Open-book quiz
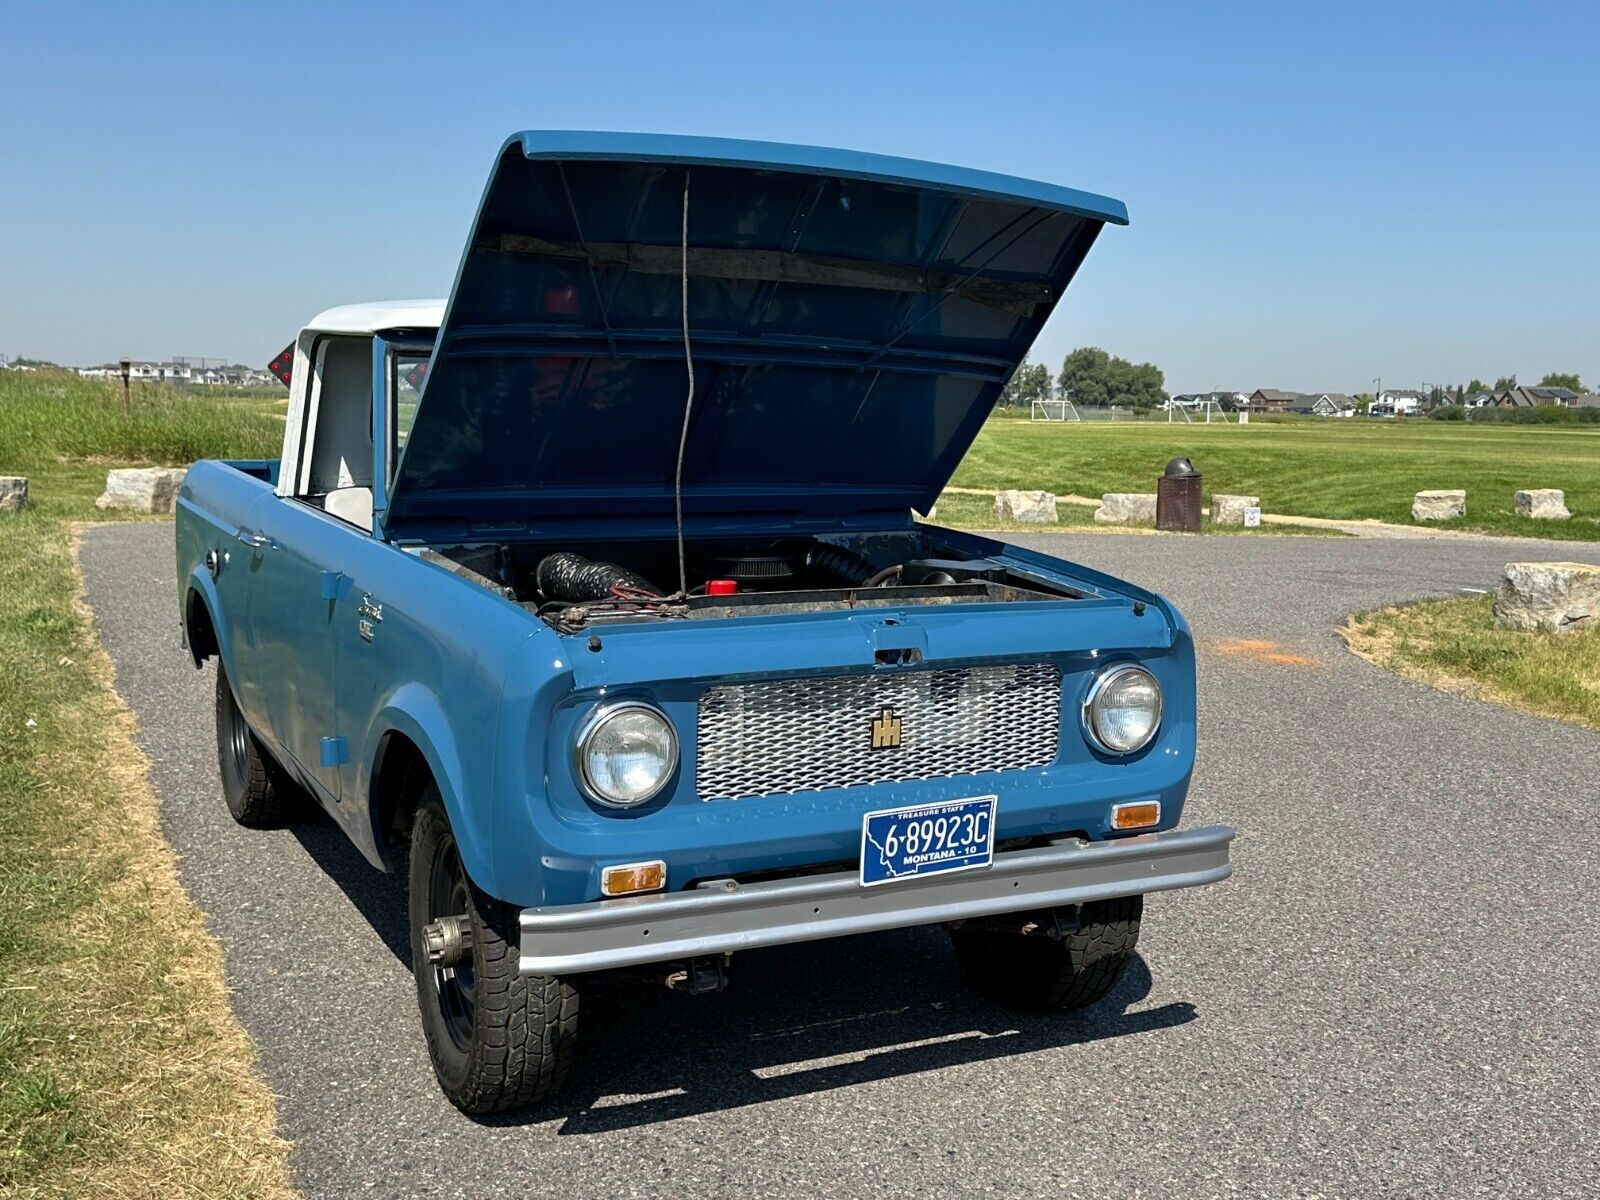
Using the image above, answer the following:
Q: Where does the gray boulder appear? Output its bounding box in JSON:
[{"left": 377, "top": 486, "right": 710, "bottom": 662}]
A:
[
  {"left": 992, "top": 490, "right": 1058, "bottom": 524},
  {"left": 1492, "top": 561, "right": 1600, "bottom": 634},
  {"left": 1209, "top": 494, "right": 1260, "bottom": 526},
  {"left": 96, "top": 467, "right": 188, "bottom": 514},
  {"left": 1514, "top": 489, "right": 1570, "bottom": 520},
  {"left": 1412, "top": 489, "right": 1465, "bottom": 521},
  {"left": 0, "top": 476, "right": 27, "bottom": 513},
  {"left": 1093, "top": 493, "right": 1158, "bottom": 524}
]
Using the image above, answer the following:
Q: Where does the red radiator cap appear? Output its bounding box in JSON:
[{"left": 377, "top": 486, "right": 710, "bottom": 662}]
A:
[{"left": 706, "top": 579, "right": 738, "bottom": 596}]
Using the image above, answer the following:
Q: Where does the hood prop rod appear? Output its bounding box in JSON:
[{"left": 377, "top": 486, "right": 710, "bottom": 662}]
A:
[{"left": 672, "top": 169, "right": 694, "bottom": 601}]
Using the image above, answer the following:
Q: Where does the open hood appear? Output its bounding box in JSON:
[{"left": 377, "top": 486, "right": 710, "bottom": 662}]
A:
[{"left": 385, "top": 131, "right": 1126, "bottom": 535}]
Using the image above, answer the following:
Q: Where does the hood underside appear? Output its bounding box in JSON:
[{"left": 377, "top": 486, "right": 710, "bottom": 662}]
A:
[{"left": 385, "top": 131, "right": 1126, "bottom": 533}]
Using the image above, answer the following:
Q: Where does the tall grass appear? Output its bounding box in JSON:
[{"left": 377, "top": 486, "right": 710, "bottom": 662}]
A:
[
  {"left": 0, "top": 369, "right": 283, "bottom": 470},
  {"left": 0, "top": 368, "right": 294, "bottom": 1196}
]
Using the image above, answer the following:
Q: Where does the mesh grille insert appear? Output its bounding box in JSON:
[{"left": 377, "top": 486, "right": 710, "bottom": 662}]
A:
[{"left": 696, "top": 662, "right": 1061, "bottom": 801}]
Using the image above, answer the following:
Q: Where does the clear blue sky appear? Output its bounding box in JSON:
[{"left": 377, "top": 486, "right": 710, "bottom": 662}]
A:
[{"left": 2, "top": 1, "right": 1595, "bottom": 394}]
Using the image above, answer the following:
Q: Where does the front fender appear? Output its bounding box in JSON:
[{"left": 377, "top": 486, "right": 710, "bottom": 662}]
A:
[{"left": 363, "top": 684, "right": 494, "bottom": 894}]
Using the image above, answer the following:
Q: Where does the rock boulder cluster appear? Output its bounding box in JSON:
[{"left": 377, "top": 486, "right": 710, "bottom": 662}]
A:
[
  {"left": 1093, "top": 493, "right": 1157, "bottom": 525},
  {"left": 1493, "top": 562, "right": 1600, "bottom": 634},
  {"left": 1513, "top": 489, "right": 1570, "bottom": 520},
  {"left": 0, "top": 476, "right": 27, "bottom": 513},
  {"left": 96, "top": 467, "right": 189, "bottom": 515},
  {"left": 992, "top": 490, "right": 1058, "bottom": 524},
  {"left": 1209, "top": 494, "right": 1260, "bottom": 526}
]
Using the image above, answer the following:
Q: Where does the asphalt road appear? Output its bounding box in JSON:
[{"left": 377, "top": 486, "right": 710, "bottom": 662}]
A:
[{"left": 81, "top": 524, "right": 1600, "bottom": 1199}]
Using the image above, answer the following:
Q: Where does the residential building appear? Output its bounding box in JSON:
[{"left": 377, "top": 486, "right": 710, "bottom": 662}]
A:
[
  {"left": 1248, "top": 388, "right": 1299, "bottom": 413},
  {"left": 1288, "top": 392, "right": 1356, "bottom": 417},
  {"left": 1372, "top": 389, "right": 1424, "bottom": 416},
  {"left": 1497, "top": 385, "right": 1580, "bottom": 408}
]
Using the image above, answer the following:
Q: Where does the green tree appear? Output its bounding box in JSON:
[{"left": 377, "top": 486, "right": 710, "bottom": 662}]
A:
[
  {"left": 1467, "top": 378, "right": 1487, "bottom": 395},
  {"left": 1057, "top": 346, "right": 1167, "bottom": 410},
  {"left": 999, "top": 358, "right": 1053, "bottom": 408},
  {"left": 1537, "top": 371, "right": 1583, "bottom": 392},
  {"left": 1492, "top": 375, "right": 1517, "bottom": 393}
]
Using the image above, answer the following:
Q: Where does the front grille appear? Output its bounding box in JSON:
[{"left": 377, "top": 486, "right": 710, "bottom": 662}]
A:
[{"left": 695, "top": 662, "right": 1061, "bottom": 801}]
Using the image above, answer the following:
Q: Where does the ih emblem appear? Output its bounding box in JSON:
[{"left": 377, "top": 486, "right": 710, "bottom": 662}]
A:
[{"left": 870, "top": 705, "right": 903, "bottom": 750}]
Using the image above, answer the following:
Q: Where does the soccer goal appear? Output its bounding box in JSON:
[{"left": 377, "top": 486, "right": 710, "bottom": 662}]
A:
[{"left": 1030, "top": 398, "right": 1080, "bottom": 422}]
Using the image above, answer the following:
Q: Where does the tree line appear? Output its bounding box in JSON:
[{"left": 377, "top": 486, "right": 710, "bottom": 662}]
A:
[
  {"left": 1000, "top": 355, "right": 1584, "bottom": 412},
  {"left": 999, "top": 347, "right": 1167, "bottom": 410}
]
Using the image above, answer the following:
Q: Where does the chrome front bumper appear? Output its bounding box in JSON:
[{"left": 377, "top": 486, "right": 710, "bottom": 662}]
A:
[{"left": 518, "top": 824, "right": 1234, "bottom": 976}]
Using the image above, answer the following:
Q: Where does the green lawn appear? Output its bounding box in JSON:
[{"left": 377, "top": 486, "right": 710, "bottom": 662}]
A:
[
  {"left": 953, "top": 416, "right": 1600, "bottom": 539},
  {"left": 0, "top": 370, "right": 294, "bottom": 1197},
  {"left": 1343, "top": 595, "right": 1600, "bottom": 730}
]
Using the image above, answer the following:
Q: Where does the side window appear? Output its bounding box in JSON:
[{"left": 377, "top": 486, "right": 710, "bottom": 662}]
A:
[
  {"left": 301, "top": 336, "right": 375, "bottom": 530},
  {"left": 390, "top": 351, "right": 429, "bottom": 475}
]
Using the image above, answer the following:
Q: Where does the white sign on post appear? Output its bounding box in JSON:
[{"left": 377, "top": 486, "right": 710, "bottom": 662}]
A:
[
  {"left": 1243, "top": 506, "right": 1262, "bottom": 528},
  {"left": 1238, "top": 411, "right": 1250, "bottom": 425}
]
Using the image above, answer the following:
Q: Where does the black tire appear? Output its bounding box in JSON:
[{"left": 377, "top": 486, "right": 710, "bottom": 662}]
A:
[
  {"left": 409, "top": 792, "right": 580, "bottom": 1114},
  {"left": 214, "top": 662, "right": 304, "bottom": 828},
  {"left": 949, "top": 895, "right": 1143, "bottom": 1012}
]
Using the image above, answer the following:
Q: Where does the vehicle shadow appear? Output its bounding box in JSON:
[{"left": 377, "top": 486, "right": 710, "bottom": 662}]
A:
[{"left": 291, "top": 811, "right": 1196, "bottom": 1134}]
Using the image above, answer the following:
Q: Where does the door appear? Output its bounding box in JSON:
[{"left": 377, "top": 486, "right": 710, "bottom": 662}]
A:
[
  {"left": 248, "top": 501, "right": 347, "bottom": 801},
  {"left": 248, "top": 334, "right": 378, "bottom": 800}
]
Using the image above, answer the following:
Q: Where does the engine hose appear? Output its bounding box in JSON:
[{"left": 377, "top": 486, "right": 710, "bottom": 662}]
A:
[
  {"left": 535, "top": 552, "right": 662, "bottom": 603},
  {"left": 807, "top": 544, "right": 876, "bottom": 587}
]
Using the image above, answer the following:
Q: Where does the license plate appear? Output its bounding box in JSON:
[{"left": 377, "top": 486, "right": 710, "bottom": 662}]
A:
[{"left": 860, "top": 795, "right": 996, "bottom": 887}]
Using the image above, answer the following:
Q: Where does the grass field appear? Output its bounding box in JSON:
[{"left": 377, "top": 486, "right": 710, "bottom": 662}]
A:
[
  {"left": 0, "top": 370, "right": 293, "bottom": 1197},
  {"left": 953, "top": 414, "right": 1600, "bottom": 539},
  {"left": 1343, "top": 595, "right": 1600, "bottom": 730}
]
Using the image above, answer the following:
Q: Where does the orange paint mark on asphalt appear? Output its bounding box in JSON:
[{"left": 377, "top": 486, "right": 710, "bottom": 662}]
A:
[{"left": 1207, "top": 637, "right": 1320, "bottom": 667}]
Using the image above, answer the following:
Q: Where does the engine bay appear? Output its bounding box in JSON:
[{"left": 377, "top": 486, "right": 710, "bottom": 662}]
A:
[{"left": 419, "top": 531, "right": 1089, "bottom": 632}]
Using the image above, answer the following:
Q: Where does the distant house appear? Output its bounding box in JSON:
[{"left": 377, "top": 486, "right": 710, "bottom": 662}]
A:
[
  {"left": 1571, "top": 393, "right": 1600, "bottom": 409},
  {"left": 193, "top": 364, "right": 276, "bottom": 387},
  {"left": 1289, "top": 392, "right": 1355, "bottom": 417},
  {"left": 1372, "top": 389, "right": 1424, "bottom": 417},
  {"left": 109, "top": 360, "right": 196, "bottom": 384},
  {"left": 1462, "top": 391, "right": 1495, "bottom": 408},
  {"left": 1249, "top": 388, "right": 1299, "bottom": 414},
  {"left": 1497, "top": 385, "right": 1580, "bottom": 408}
]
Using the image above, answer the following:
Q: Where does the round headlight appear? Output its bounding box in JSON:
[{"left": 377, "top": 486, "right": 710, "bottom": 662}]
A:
[
  {"left": 576, "top": 703, "right": 678, "bottom": 807},
  {"left": 1085, "top": 666, "right": 1163, "bottom": 754}
]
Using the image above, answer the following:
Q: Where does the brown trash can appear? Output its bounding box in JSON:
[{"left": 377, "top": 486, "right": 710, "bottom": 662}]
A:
[{"left": 1156, "top": 457, "right": 1203, "bottom": 532}]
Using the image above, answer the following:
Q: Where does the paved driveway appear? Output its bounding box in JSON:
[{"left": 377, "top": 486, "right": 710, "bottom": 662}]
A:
[{"left": 81, "top": 524, "right": 1599, "bottom": 1199}]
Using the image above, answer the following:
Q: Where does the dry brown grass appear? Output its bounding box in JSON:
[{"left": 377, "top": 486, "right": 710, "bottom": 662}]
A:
[
  {"left": 1341, "top": 594, "right": 1600, "bottom": 730},
  {"left": 0, "top": 514, "right": 295, "bottom": 1198}
]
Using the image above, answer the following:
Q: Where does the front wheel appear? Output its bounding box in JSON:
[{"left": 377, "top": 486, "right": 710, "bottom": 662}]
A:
[
  {"left": 949, "top": 895, "right": 1143, "bottom": 1012},
  {"left": 409, "top": 792, "right": 580, "bottom": 1114}
]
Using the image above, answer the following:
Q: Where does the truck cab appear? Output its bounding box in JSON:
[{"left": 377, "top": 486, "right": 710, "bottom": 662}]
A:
[{"left": 176, "top": 131, "right": 1233, "bottom": 1115}]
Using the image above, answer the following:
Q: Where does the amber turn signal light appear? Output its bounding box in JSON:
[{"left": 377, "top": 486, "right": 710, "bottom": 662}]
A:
[
  {"left": 601, "top": 860, "right": 667, "bottom": 897},
  {"left": 1111, "top": 801, "right": 1161, "bottom": 831}
]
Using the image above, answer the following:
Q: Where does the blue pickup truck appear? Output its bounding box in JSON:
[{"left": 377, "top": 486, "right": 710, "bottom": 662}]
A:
[{"left": 176, "top": 131, "right": 1233, "bottom": 1114}]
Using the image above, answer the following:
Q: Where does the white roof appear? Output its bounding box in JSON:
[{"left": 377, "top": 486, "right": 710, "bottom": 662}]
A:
[{"left": 304, "top": 299, "right": 445, "bottom": 335}]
